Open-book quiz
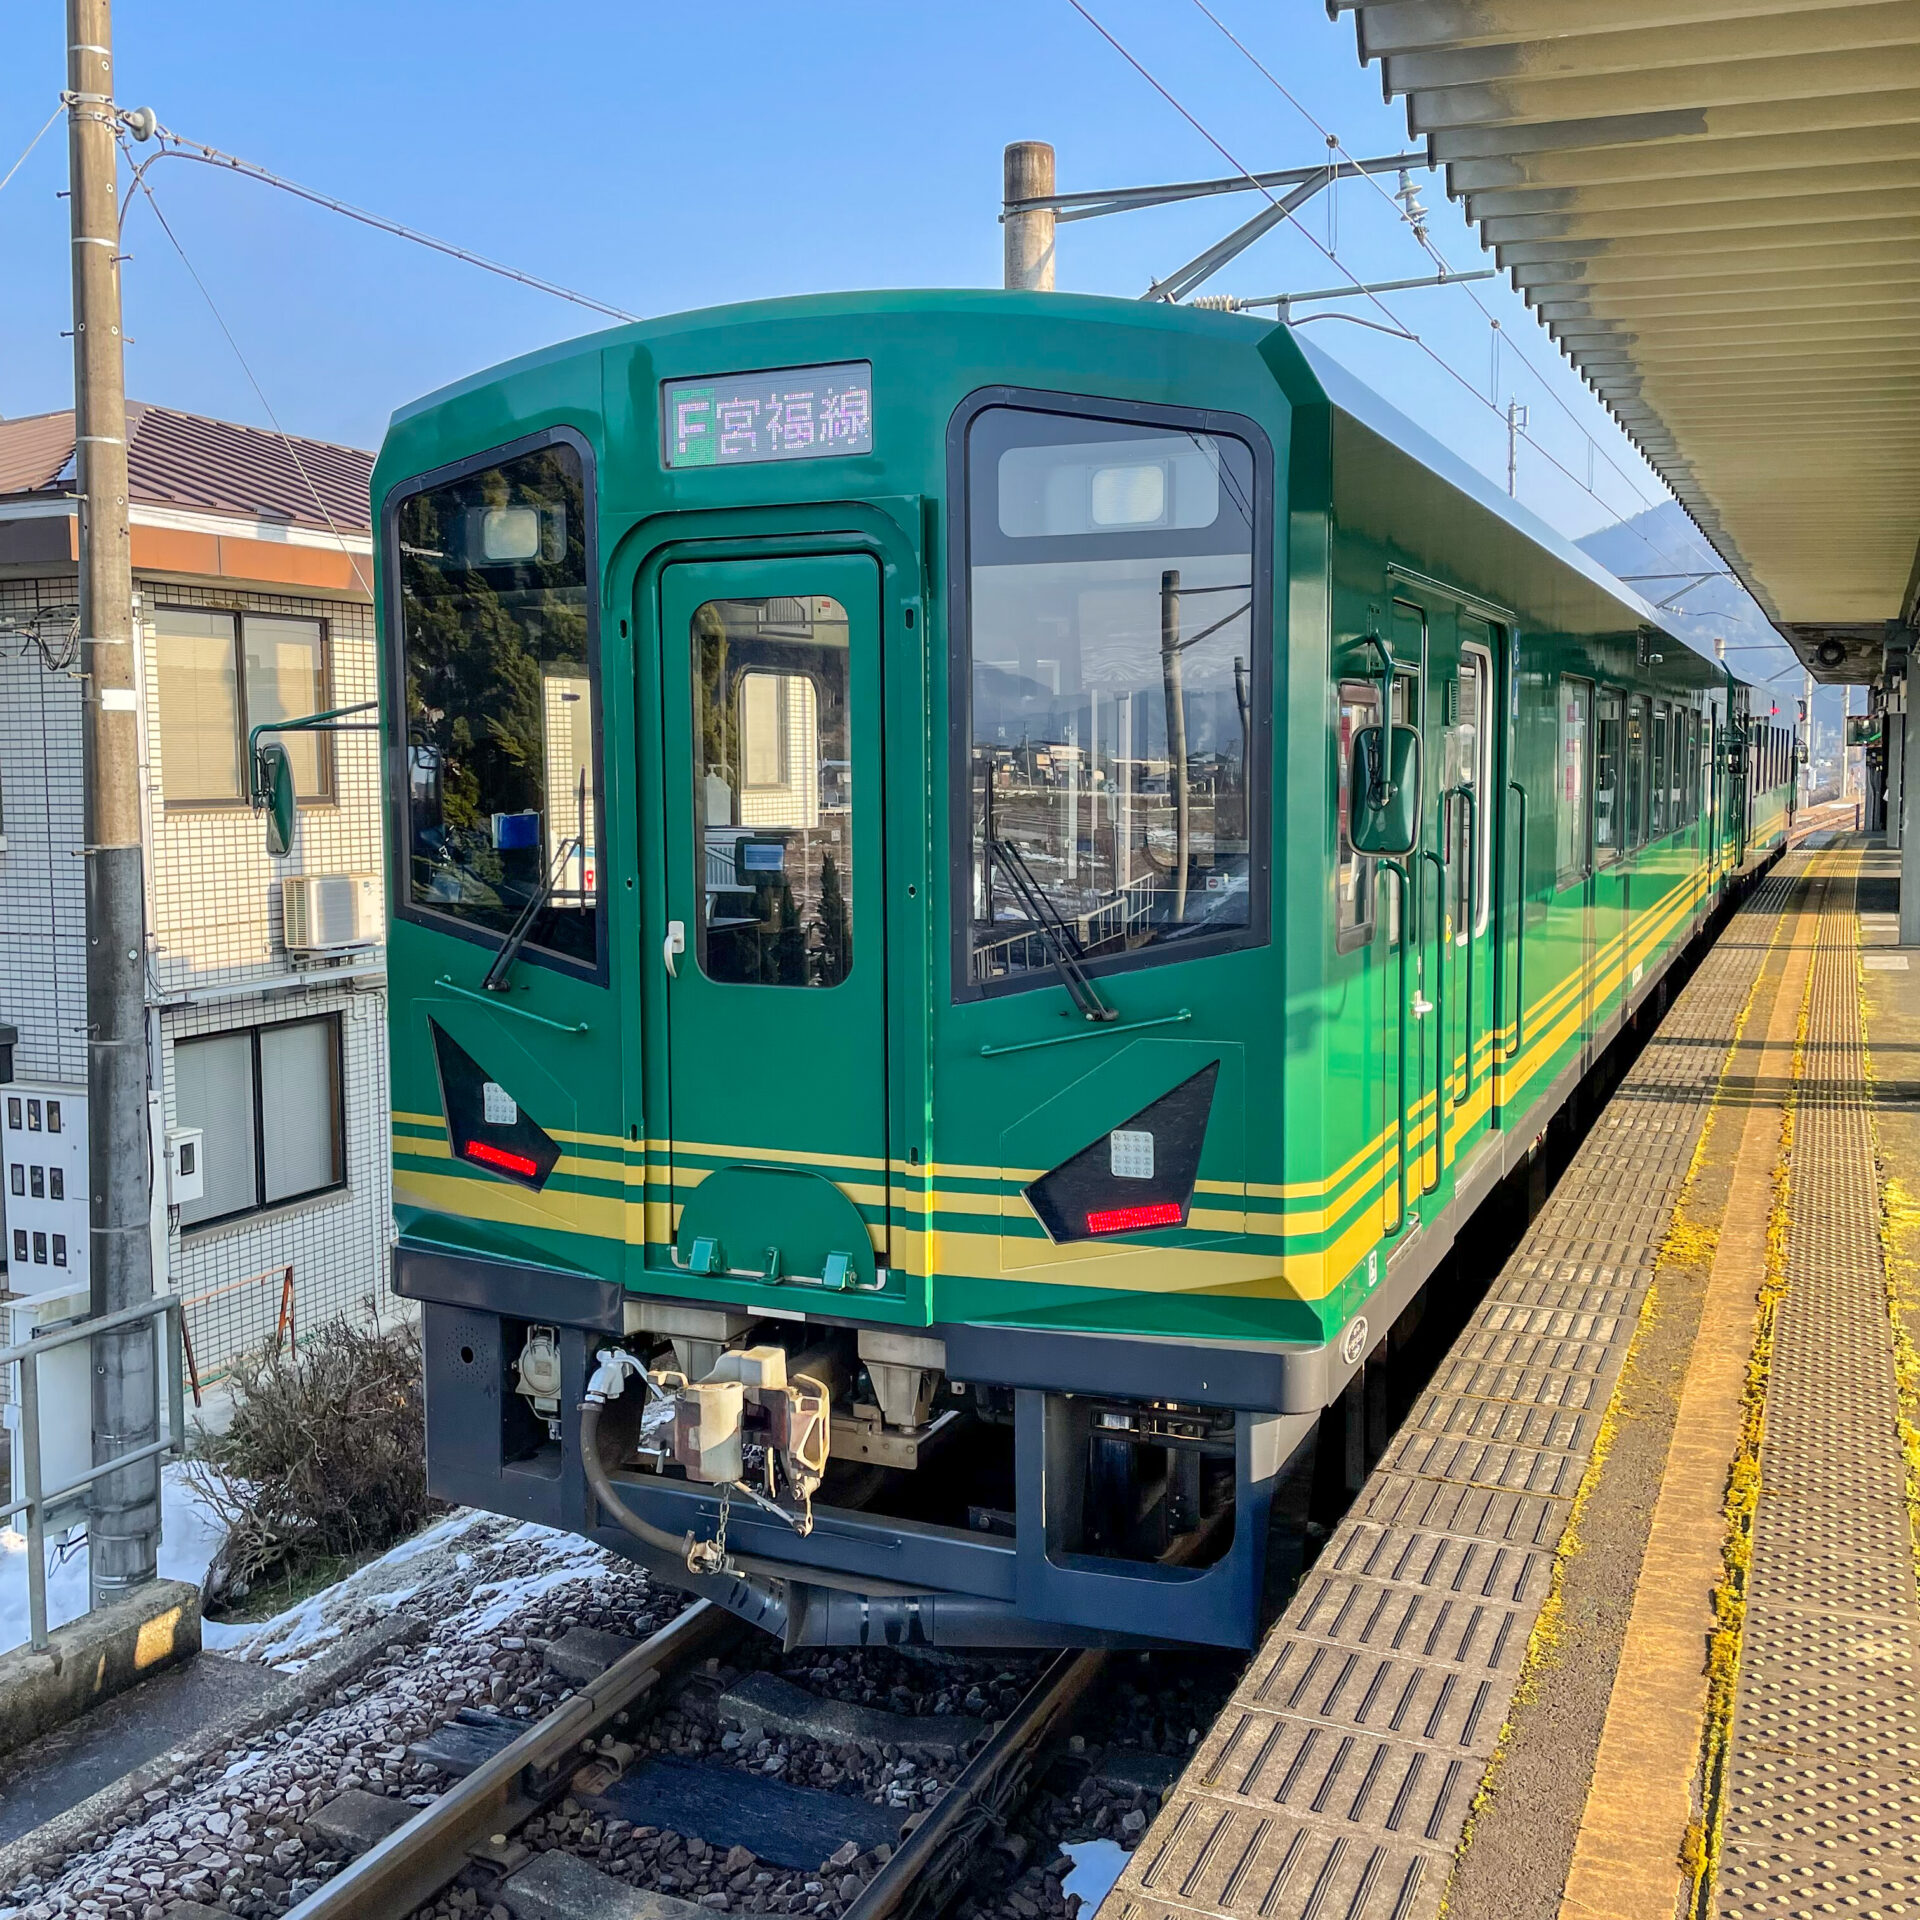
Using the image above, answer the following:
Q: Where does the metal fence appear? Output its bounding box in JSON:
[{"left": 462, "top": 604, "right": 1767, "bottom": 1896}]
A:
[
  {"left": 0, "top": 1294, "right": 186, "bottom": 1651},
  {"left": 178, "top": 1262, "right": 295, "bottom": 1405}
]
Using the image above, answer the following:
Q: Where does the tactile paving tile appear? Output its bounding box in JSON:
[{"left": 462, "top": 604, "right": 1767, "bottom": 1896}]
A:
[
  {"left": 1100, "top": 866, "right": 1803, "bottom": 1920},
  {"left": 1713, "top": 856, "right": 1920, "bottom": 1920}
]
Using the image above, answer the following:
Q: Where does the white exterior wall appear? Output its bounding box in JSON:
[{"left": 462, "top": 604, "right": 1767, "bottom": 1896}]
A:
[{"left": 0, "top": 570, "right": 394, "bottom": 1390}]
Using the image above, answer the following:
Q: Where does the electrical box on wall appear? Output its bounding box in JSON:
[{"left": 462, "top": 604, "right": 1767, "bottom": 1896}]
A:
[
  {"left": 281, "top": 874, "right": 380, "bottom": 951},
  {"left": 1, "top": 1085, "right": 88, "bottom": 1286},
  {"left": 3, "top": 1282, "right": 92, "bottom": 1527},
  {"left": 165, "top": 1127, "right": 205, "bottom": 1206}
]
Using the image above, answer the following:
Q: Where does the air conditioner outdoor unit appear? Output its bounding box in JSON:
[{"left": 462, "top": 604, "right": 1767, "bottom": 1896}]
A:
[{"left": 281, "top": 873, "right": 380, "bottom": 951}]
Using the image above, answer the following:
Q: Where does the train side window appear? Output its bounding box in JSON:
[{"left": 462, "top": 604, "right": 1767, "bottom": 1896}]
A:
[
  {"left": 389, "top": 431, "right": 601, "bottom": 974},
  {"left": 1651, "top": 703, "right": 1670, "bottom": 837},
  {"left": 1627, "top": 695, "right": 1650, "bottom": 845},
  {"left": 1593, "top": 688, "right": 1623, "bottom": 865},
  {"left": 1454, "top": 633, "right": 1495, "bottom": 934},
  {"left": 958, "top": 400, "right": 1266, "bottom": 996},
  {"left": 1335, "top": 682, "right": 1378, "bottom": 951},
  {"left": 1556, "top": 676, "right": 1594, "bottom": 885},
  {"left": 1677, "top": 712, "right": 1694, "bottom": 825}
]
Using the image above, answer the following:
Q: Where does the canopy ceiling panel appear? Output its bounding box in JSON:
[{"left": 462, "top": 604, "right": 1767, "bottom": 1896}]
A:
[{"left": 1338, "top": 0, "right": 1920, "bottom": 680}]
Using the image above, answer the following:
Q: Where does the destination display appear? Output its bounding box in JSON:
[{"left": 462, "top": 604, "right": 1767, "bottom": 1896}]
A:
[{"left": 662, "top": 362, "right": 873, "bottom": 468}]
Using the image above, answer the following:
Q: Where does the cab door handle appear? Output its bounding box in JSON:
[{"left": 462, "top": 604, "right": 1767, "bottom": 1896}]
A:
[{"left": 663, "top": 920, "right": 685, "bottom": 978}]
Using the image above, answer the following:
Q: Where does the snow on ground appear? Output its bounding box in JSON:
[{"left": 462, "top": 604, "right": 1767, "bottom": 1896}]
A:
[
  {"left": 1, "top": 1510, "right": 678, "bottom": 1919},
  {"left": 0, "top": 1463, "right": 227, "bottom": 1657},
  {"left": 200, "top": 1508, "right": 495, "bottom": 1665}
]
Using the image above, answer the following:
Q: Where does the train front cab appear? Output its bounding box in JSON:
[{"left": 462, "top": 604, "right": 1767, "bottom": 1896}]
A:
[{"left": 380, "top": 296, "right": 1760, "bottom": 1652}]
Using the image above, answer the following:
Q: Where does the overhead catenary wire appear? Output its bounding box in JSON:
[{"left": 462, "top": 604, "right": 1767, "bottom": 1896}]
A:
[
  {"left": 1182, "top": 0, "right": 1673, "bottom": 534},
  {"left": 123, "top": 114, "right": 640, "bottom": 325},
  {"left": 1061, "top": 0, "right": 1672, "bottom": 565},
  {"left": 118, "top": 137, "right": 374, "bottom": 599},
  {"left": 0, "top": 103, "right": 64, "bottom": 197}
]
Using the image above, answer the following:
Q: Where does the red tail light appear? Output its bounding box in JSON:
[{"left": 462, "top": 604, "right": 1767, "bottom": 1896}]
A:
[
  {"left": 461, "top": 1138, "right": 541, "bottom": 1179},
  {"left": 1085, "top": 1201, "right": 1183, "bottom": 1236}
]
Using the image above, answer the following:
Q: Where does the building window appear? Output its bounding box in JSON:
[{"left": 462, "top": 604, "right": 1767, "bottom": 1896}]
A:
[
  {"left": 391, "top": 433, "right": 600, "bottom": 972},
  {"left": 173, "top": 1014, "right": 344, "bottom": 1229},
  {"left": 154, "top": 607, "right": 331, "bottom": 804}
]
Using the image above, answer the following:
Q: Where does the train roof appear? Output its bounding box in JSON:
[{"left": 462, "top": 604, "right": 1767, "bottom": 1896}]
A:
[
  {"left": 388, "top": 288, "right": 1735, "bottom": 692},
  {"left": 1288, "top": 334, "right": 1671, "bottom": 638}
]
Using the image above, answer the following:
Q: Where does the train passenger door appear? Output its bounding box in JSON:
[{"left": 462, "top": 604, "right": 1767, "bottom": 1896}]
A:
[
  {"left": 654, "top": 554, "right": 895, "bottom": 1303},
  {"left": 1446, "top": 624, "right": 1499, "bottom": 1169},
  {"left": 1389, "top": 599, "right": 1449, "bottom": 1205},
  {"left": 1592, "top": 688, "right": 1627, "bottom": 1025}
]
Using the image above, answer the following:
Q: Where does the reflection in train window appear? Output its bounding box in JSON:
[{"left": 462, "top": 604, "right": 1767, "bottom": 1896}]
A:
[
  {"left": 963, "top": 405, "right": 1262, "bottom": 992},
  {"left": 691, "top": 596, "right": 853, "bottom": 989}
]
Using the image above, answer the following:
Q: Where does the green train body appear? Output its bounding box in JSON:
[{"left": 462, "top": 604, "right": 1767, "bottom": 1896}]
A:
[{"left": 377, "top": 291, "right": 1794, "bottom": 1648}]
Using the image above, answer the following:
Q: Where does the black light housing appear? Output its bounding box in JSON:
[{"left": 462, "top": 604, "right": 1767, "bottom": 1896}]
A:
[
  {"left": 430, "top": 1021, "right": 561, "bottom": 1190},
  {"left": 1023, "top": 1063, "right": 1219, "bottom": 1244}
]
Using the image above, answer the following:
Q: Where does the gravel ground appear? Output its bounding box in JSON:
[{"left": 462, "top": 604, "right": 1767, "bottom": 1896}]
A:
[
  {"left": 0, "top": 1515, "right": 679, "bottom": 1920},
  {"left": 0, "top": 1519, "right": 1250, "bottom": 1920},
  {"left": 948, "top": 1649, "right": 1249, "bottom": 1920}
]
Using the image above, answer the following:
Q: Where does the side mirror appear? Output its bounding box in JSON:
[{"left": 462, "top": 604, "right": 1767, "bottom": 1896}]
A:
[
  {"left": 1795, "top": 740, "right": 1809, "bottom": 766},
  {"left": 259, "top": 743, "right": 296, "bottom": 856},
  {"left": 1350, "top": 723, "right": 1422, "bottom": 855}
]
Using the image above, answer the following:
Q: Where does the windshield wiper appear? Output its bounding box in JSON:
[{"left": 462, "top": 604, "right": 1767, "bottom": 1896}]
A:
[
  {"left": 482, "top": 833, "right": 581, "bottom": 993},
  {"left": 991, "top": 838, "right": 1118, "bottom": 1023}
]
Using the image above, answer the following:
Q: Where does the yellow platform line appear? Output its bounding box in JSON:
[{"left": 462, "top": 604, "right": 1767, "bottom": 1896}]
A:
[{"left": 1551, "top": 859, "right": 1819, "bottom": 1920}]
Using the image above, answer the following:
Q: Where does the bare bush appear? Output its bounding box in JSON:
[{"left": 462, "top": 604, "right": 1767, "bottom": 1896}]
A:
[{"left": 188, "top": 1318, "right": 441, "bottom": 1604}]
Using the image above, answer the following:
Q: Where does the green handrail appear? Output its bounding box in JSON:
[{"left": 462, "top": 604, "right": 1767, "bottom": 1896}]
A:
[
  {"left": 1505, "top": 779, "right": 1528, "bottom": 1063},
  {"left": 1379, "top": 858, "right": 1413, "bottom": 1237},
  {"left": 434, "top": 975, "right": 589, "bottom": 1034},
  {"left": 1454, "top": 784, "right": 1478, "bottom": 1115},
  {"left": 1420, "top": 847, "right": 1447, "bottom": 1197}
]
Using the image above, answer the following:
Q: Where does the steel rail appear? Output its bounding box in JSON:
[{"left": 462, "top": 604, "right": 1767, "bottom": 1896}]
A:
[
  {"left": 287, "top": 1599, "right": 729, "bottom": 1920},
  {"left": 843, "top": 1648, "right": 1109, "bottom": 1920}
]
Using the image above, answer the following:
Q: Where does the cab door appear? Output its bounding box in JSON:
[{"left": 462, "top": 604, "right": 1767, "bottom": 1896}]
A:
[{"left": 654, "top": 554, "right": 895, "bottom": 1305}]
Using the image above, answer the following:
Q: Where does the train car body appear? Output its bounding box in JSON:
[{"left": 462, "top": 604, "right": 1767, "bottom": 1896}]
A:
[{"left": 376, "top": 292, "right": 1792, "bottom": 1649}]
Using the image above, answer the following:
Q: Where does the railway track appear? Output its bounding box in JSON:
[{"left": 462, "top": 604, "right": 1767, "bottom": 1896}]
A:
[
  {"left": 1789, "top": 797, "right": 1859, "bottom": 844},
  {"left": 286, "top": 1603, "right": 1112, "bottom": 1920},
  {"left": 276, "top": 831, "right": 1811, "bottom": 1920}
]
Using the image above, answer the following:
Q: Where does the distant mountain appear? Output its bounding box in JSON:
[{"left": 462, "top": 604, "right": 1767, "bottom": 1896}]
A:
[{"left": 1577, "top": 500, "right": 1800, "bottom": 712}]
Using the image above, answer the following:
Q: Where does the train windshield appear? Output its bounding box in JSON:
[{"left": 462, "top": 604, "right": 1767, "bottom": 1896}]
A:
[
  {"left": 392, "top": 438, "right": 599, "bottom": 969},
  {"left": 963, "top": 406, "right": 1258, "bottom": 992}
]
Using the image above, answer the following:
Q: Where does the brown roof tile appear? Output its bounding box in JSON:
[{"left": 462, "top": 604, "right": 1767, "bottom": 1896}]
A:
[{"left": 0, "top": 403, "right": 373, "bottom": 534}]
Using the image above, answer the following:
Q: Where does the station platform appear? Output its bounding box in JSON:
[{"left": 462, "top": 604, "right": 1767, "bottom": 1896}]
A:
[{"left": 1098, "top": 839, "right": 1920, "bottom": 1920}]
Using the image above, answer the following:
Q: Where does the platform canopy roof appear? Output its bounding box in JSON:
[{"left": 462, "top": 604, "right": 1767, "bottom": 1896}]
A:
[{"left": 1337, "top": 0, "right": 1920, "bottom": 683}]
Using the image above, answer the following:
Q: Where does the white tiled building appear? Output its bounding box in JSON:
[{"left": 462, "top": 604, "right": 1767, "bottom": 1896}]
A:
[{"left": 0, "top": 405, "right": 392, "bottom": 1392}]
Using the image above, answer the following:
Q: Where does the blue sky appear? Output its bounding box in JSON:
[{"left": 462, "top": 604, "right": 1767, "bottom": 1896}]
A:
[{"left": 0, "top": 1, "right": 1711, "bottom": 566}]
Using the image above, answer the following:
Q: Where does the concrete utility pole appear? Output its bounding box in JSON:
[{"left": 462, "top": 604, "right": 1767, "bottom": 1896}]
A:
[
  {"left": 68, "top": 0, "right": 159, "bottom": 1603},
  {"left": 1004, "top": 142, "right": 1056, "bottom": 292}
]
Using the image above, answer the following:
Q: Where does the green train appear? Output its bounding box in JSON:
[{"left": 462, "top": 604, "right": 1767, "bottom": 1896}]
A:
[{"left": 376, "top": 291, "right": 1795, "bottom": 1648}]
